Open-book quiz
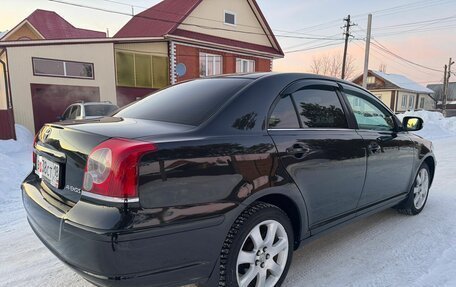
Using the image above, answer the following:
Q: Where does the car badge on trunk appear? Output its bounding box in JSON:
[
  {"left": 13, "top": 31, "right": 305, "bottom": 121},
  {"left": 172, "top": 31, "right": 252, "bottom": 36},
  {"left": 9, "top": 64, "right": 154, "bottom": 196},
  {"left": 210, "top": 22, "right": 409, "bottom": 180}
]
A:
[{"left": 43, "top": 127, "right": 52, "bottom": 141}]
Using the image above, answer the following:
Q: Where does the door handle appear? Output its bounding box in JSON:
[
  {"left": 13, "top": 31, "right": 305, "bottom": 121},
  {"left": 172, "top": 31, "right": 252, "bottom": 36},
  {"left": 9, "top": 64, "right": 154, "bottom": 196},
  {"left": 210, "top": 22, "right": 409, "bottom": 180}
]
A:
[
  {"left": 376, "top": 135, "right": 395, "bottom": 143},
  {"left": 286, "top": 143, "right": 308, "bottom": 158}
]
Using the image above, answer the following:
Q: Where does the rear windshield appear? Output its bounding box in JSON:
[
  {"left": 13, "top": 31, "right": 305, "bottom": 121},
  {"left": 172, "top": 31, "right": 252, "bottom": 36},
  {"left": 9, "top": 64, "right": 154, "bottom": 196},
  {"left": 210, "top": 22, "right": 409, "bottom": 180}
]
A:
[
  {"left": 114, "top": 78, "right": 251, "bottom": 126},
  {"left": 85, "top": 104, "right": 118, "bottom": 116}
]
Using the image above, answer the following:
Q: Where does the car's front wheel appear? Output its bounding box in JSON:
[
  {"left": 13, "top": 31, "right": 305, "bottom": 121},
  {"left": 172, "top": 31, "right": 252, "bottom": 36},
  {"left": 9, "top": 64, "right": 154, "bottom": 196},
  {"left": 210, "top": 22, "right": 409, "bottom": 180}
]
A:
[
  {"left": 397, "top": 163, "right": 431, "bottom": 215},
  {"left": 219, "top": 202, "right": 293, "bottom": 287}
]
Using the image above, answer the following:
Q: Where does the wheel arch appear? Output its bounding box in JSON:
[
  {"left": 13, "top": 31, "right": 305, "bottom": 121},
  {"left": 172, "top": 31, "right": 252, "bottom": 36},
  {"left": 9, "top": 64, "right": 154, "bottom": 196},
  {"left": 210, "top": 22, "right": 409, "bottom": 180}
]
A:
[
  {"left": 256, "top": 193, "right": 303, "bottom": 249},
  {"left": 238, "top": 187, "right": 310, "bottom": 250},
  {"left": 422, "top": 155, "right": 436, "bottom": 186}
]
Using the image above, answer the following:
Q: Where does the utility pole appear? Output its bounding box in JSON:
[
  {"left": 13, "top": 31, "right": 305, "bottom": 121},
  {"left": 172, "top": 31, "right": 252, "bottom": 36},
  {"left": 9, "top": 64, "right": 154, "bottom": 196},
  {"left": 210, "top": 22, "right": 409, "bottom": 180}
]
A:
[
  {"left": 443, "top": 58, "right": 454, "bottom": 116},
  {"left": 341, "top": 15, "right": 356, "bottom": 79},
  {"left": 362, "top": 14, "right": 373, "bottom": 88},
  {"left": 443, "top": 64, "right": 447, "bottom": 110}
]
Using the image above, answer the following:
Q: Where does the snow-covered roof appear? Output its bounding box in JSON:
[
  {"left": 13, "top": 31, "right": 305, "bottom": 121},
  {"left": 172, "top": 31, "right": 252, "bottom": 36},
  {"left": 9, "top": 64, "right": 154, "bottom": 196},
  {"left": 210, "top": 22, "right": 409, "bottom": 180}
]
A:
[
  {"left": 372, "top": 70, "right": 435, "bottom": 94},
  {"left": 427, "top": 82, "right": 456, "bottom": 101},
  {"left": 0, "top": 31, "right": 6, "bottom": 39}
]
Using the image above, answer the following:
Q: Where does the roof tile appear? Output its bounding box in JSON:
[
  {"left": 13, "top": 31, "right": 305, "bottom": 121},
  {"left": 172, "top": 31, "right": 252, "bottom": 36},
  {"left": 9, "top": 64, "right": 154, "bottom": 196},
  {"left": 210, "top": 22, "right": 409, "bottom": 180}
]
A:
[{"left": 25, "top": 9, "right": 105, "bottom": 39}]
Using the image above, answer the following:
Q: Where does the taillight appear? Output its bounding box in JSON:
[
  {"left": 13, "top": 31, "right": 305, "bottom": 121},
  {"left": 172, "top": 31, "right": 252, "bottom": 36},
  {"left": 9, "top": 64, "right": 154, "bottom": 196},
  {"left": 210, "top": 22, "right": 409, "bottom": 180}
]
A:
[{"left": 83, "top": 138, "right": 156, "bottom": 200}]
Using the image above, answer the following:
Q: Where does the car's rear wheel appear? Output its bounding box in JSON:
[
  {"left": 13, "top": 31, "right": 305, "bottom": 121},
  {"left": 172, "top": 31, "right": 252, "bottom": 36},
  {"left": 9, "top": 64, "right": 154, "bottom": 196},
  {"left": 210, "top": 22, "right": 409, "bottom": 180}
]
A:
[
  {"left": 397, "top": 163, "right": 431, "bottom": 215},
  {"left": 219, "top": 202, "right": 293, "bottom": 287}
]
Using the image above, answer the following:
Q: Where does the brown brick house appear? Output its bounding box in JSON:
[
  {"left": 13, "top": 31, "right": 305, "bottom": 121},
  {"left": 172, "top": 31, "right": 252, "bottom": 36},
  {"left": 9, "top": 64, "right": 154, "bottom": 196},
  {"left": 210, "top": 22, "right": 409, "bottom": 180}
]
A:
[{"left": 113, "top": 0, "right": 284, "bottom": 103}]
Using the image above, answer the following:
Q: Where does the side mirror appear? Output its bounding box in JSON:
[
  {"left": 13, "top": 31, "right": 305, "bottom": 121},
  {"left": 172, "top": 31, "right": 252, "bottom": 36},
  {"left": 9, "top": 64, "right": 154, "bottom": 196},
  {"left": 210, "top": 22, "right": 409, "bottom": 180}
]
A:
[{"left": 402, "top": 116, "right": 423, "bottom": 132}]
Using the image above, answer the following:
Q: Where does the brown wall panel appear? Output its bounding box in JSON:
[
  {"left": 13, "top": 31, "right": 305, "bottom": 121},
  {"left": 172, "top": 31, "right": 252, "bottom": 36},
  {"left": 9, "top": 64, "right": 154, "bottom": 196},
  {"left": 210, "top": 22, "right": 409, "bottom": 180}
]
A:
[{"left": 30, "top": 84, "right": 100, "bottom": 133}]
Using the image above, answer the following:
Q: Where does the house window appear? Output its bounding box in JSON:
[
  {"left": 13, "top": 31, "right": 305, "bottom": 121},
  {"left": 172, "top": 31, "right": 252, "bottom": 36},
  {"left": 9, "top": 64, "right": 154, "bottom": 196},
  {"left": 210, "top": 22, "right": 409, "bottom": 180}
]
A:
[
  {"left": 236, "top": 58, "right": 255, "bottom": 73},
  {"left": 32, "top": 58, "right": 94, "bottom": 79},
  {"left": 115, "top": 51, "right": 168, "bottom": 89},
  {"left": 409, "top": 95, "right": 414, "bottom": 109},
  {"left": 420, "top": 97, "right": 425, "bottom": 109},
  {"left": 367, "top": 76, "right": 375, "bottom": 84},
  {"left": 224, "top": 11, "right": 236, "bottom": 25},
  {"left": 401, "top": 95, "right": 407, "bottom": 109},
  {"left": 199, "top": 53, "right": 223, "bottom": 77}
]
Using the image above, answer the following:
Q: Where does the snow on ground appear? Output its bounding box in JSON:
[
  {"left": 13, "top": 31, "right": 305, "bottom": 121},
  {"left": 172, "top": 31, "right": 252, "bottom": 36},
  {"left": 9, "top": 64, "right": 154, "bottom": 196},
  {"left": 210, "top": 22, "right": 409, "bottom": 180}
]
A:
[
  {"left": 1, "top": 113, "right": 456, "bottom": 287},
  {"left": 397, "top": 110, "right": 456, "bottom": 140}
]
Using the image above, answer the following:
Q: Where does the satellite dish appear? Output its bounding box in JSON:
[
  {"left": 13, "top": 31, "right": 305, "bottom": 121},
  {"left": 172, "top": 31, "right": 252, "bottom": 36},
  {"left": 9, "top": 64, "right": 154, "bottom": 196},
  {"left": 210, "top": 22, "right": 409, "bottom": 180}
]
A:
[{"left": 176, "top": 63, "right": 187, "bottom": 77}]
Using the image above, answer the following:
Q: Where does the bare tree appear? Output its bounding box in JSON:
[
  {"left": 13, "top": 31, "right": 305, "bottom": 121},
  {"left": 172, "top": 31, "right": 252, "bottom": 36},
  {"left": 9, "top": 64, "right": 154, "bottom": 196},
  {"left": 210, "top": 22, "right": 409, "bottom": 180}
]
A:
[
  {"left": 310, "top": 53, "right": 357, "bottom": 80},
  {"left": 379, "top": 63, "right": 387, "bottom": 73}
]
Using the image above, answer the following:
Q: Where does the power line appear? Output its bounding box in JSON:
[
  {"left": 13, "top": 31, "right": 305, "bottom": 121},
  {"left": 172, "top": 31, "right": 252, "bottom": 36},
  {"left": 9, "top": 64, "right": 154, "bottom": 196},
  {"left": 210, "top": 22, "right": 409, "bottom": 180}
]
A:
[
  {"left": 49, "top": 0, "right": 345, "bottom": 41},
  {"left": 370, "top": 40, "right": 443, "bottom": 73},
  {"left": 284, "top": 41, "right": 345, "bottom": 54}
]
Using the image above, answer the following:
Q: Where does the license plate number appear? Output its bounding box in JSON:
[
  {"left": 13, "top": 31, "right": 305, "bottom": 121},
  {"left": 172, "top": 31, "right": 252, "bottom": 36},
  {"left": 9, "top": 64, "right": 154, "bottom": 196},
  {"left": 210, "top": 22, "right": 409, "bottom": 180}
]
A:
[{"left": 35, "top": 155, "right": 60, "bottom": 188}]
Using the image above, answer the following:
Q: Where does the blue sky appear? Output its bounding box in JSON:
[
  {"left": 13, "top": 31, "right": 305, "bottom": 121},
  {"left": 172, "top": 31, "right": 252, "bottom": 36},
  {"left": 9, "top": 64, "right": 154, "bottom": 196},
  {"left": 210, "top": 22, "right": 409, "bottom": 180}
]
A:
[{"left": 1, "top": 0, "right": 455, "bottom": 84}]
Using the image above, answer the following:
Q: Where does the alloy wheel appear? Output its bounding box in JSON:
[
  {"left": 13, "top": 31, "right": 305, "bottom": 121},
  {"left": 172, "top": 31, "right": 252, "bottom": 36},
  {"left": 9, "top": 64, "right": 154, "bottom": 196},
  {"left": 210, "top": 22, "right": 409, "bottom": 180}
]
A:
[
  {"left": 413, "top": 168, "right": 429, "bottom": 210},
  {"left": 236, "top": 220, "right": 289, "bottom": 287}
]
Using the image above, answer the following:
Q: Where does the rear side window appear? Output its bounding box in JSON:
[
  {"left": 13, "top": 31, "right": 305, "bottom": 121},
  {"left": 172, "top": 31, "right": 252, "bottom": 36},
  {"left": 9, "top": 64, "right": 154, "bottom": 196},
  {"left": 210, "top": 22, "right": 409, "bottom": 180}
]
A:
[
  {"left": 85, "top": 104, "right": 118, "bottom": 116},
  {"left": 292, "top": 88, "right": 348, "bottom": 128},
  {"left": 115, "top": 78, "right": 251, "bottom": 126},
  {"left": 269, "top": 96, "right": 300, "bottom": 129}
]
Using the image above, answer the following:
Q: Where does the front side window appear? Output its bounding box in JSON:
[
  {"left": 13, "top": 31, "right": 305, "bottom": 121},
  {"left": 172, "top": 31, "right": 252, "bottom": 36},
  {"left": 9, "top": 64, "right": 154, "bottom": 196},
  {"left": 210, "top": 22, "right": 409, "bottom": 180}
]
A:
[
  {"left": 236, "top": 58, "right": 255, "bottom": 73},
  {"left": 65, "top": 106, "right": 78, "bottom": 120},
  {"left": 62, "top": 106, "right": 72, "bottom": 120},
  {"left": 33, "top": 58, "right": 94, "bottom": 79},
  {"left": 269, "top": 96, "right": 300, "bottom": 129},
  {"left": 345, "top": 90, "right": 395, "bottom": 131},
  {"left": 292, "top": 87, "right": 348, "bottom": 128},
  {"left": 200, "top": 53, "right": 223, "bottom": 77}
]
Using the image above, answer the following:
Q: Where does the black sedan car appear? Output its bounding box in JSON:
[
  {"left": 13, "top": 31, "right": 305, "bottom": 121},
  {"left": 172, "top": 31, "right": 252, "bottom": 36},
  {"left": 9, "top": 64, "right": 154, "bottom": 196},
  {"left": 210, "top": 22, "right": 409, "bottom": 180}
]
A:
[{"left": 22, "top": 73, "right": 435, "bottom": 287}]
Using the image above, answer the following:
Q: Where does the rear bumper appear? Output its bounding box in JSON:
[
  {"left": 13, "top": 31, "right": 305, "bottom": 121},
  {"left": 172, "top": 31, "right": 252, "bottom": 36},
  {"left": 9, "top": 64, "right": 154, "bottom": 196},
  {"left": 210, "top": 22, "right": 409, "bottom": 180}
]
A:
[{"left": 21, "top": 176, "right": 231, "bottom": 287}]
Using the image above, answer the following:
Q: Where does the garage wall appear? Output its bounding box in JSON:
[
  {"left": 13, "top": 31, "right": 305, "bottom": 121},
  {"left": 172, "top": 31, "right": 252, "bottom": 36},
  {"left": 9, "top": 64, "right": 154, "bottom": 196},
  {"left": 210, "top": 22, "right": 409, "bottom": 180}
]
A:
[{"left": 7, "top": 43, "right": 116, "bottom": 132}]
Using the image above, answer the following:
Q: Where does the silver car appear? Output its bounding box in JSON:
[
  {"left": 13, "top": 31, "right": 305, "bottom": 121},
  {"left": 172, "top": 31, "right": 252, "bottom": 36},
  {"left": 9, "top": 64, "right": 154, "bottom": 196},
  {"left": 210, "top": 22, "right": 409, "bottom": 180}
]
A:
[{"left": 60, "top": 102, "right": 119, "bottom": 121}]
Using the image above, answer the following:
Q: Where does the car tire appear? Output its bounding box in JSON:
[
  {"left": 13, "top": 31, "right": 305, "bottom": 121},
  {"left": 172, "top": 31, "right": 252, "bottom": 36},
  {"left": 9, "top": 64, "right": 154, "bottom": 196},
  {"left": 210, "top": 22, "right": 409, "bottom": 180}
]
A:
[
  {"left": 219, "top": 202, "right": 294, "bottom": 287},
  {"left": 397, "top": 163, "right": 431, "bottom": 215}
]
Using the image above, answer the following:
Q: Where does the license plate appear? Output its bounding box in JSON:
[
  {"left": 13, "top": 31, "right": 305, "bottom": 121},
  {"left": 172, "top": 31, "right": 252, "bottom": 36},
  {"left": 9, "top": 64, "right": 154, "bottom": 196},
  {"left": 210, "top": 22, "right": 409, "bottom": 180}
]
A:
[{"left": 35, "top": 155, "right": 60, "bottom": 188}]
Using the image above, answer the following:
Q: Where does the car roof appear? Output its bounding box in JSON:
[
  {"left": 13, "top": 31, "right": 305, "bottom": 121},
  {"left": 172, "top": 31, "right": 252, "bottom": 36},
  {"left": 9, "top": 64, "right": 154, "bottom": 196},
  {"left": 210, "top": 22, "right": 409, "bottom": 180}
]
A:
[
  {"left": 217, "top": 72, "right": 354, "bottom": 84},
  {"left": 82, "top": 102, "right": 116, "bottom": 106}
]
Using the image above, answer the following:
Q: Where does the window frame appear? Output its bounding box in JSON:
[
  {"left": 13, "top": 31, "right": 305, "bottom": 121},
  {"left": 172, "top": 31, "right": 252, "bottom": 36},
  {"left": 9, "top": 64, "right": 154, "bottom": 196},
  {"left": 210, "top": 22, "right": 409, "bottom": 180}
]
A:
[
  {"left": 267, "top": 94, "right": 301, "bottom": 130},
  {"left": 367, "top": 76, "right": 376, "bottom": 84},
  {"left": 340, "top": 84, "right": 399, "bottom": 132},
  {"left": 115, "top": 51, "right": 169, "bottom": 89},
  {"left": 224, "top": 10, "right": 237, "bottom": 26},
  {"left": 199, "top": 52, "right": 223, "bottom": 77},
  {"left": 236, "top": 58, "right": 255, "bottom": 73},
  {"left": 401, "top": 94, "right": 408, "bottom": 109},
  {"left": 32, "top": 57, "right": 94, "bottom": 80},
  {"left": 267, "top": 80, "right": 352, "bottom": 130},
  {"left": 419, "top": 97, "right": 425, "bottom": 109}
]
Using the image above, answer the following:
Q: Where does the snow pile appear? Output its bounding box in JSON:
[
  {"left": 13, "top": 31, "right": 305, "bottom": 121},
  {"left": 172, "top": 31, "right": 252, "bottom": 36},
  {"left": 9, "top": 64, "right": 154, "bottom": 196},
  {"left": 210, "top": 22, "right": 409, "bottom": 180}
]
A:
[
  {"left": 397, "top": 110, "right": 456, "bottom": 140},
  {"left": 0, "top": 125, "right": 33, "bottom": 190}
]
